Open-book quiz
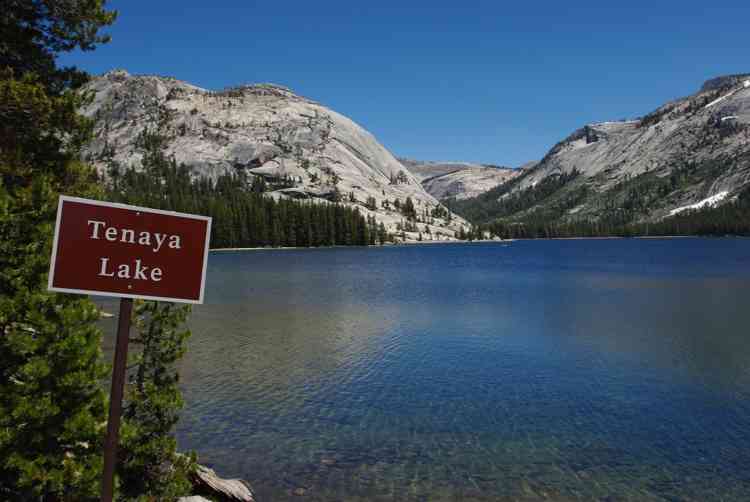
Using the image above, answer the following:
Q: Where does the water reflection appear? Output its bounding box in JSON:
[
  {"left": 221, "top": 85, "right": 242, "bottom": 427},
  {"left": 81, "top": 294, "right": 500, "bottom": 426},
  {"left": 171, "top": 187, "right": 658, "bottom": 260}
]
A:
[{"left": 98, "top": 238, "right": 750, "bottom": 501}]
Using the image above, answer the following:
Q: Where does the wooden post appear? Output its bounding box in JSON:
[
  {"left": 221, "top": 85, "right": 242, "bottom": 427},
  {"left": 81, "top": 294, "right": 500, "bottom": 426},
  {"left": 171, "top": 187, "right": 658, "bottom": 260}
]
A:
[{"left": 100, "top": 298, "right": 133, "bottom": 502}]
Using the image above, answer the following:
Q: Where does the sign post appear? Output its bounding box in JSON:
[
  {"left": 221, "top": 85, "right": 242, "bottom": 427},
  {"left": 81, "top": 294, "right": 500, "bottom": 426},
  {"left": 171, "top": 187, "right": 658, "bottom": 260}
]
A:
[
  {"left": 48, "top": 195, "right": 211, "bottom": 502},
  {"left": 100, "top": 297, "right": 132, "bottom": 502}
]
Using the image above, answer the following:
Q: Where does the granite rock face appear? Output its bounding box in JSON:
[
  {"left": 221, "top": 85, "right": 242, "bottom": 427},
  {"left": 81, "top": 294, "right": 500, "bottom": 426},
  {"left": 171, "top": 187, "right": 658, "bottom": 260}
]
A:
[
  {"left": 506, "top": 74, "right": 750, "bottom": 220},
  {"left": 81, "top": 70, "right": 469, "bottom": 240},
  {"left": 400, "top": 158, "right": 522, "bottom": 200}
]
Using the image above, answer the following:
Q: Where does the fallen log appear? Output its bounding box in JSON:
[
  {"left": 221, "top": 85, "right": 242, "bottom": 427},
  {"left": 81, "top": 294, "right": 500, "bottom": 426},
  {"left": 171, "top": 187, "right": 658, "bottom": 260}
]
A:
[{"left": 192, "top": 464, "right": 256, "bottom": 501}]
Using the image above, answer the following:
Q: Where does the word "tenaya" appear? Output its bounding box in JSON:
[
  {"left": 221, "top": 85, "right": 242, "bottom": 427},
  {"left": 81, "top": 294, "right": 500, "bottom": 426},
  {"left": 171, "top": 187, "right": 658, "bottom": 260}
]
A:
[
  {"left": 88, "top": 220, "right": 182, "bottom": 253},
  {"left": 49, "top": 195, "right": 210, "bottom": 303}
]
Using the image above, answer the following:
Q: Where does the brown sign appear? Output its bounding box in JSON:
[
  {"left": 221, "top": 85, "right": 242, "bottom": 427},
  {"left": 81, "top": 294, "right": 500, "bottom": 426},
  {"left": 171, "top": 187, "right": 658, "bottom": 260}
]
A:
[{"left": 48, "top": 196, "right": 212, "bottom": 304}]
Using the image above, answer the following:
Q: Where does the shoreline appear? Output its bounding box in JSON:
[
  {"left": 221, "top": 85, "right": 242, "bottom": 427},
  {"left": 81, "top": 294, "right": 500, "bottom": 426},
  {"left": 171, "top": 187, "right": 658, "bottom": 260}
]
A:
[
  {"left": 512, "top": 234, "right": 748, "bottom": 241},
  {"left": 208, "top": 235, "right": 746, "bottom": 252},
  {"left": 208, "top": 239, "right": 509, "bottom": 252}
]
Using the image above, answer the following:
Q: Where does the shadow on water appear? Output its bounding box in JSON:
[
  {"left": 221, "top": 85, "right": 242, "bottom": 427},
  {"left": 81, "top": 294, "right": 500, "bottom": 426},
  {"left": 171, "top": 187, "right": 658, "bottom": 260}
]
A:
[{"left": 98, "top": 238, "right": 750, "bottom": 501}]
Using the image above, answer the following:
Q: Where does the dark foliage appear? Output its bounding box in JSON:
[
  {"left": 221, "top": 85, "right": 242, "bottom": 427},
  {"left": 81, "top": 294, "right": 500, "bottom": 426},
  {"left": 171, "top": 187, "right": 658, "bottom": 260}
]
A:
[
  {"left": 483, "top": 184, "right": 750, "bottom": 239},
  {"left": 450, "top": 154, "right": 750, "bottom": 240},
  {"left": 1, "top": 1, "right": 116, "bottom": 500},
  {"left": 108, "top": 128, "right": 384, "bottom": 248},
  {"left": 446, "top": 168, "right": 581, "bottom": 223}
]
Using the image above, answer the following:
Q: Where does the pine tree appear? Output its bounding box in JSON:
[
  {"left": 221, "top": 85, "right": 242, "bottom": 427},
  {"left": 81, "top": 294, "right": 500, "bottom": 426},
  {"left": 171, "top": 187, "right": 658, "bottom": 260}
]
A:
[
  {"left": 0, "top": 2, "right": 117, "bottom": 500},
  {"left": 117, "top": 301, "right": 195, "bottom": 500},
  {"left": 105, "top": 111, "right": 196, "bottom": 500},
  {"left": 378, "top": 222, "right": 388, "bottom": 244},
  {"left": 250, "top": 175, "right": 266, "bottom": 193},
  {"left": 403, "top": 197, "right": 416, "bottom": 220}
]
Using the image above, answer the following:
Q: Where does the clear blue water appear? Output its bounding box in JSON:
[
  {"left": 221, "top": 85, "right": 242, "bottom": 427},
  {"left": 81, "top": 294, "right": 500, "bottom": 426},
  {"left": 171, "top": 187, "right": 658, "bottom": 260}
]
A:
[{"left": 103, "top": 238, "right": 750, "bottom": 500}]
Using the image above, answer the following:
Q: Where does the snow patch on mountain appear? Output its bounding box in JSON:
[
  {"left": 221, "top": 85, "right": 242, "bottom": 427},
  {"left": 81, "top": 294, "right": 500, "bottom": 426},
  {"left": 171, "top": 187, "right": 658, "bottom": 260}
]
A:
[
  {"left": 669, "top": 191, "right": 729, "bottom": 216},
  {"left": 510, "top": 74, "right": 750, "bottom": 220}
]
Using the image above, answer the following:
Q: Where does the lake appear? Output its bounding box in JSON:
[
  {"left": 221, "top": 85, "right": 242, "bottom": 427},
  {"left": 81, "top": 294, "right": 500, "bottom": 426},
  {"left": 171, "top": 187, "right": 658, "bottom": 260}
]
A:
[{"left": 101, "top": 238, "right": 750, "bottom": 501}]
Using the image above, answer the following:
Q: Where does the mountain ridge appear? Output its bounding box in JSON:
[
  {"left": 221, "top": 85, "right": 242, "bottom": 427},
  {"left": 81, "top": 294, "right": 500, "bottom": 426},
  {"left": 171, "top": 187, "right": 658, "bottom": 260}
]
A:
[
  {"left": 449, "top": 73, "right": 750, "bottom": 231},
  {"left": 399, "top": 158, "right": 522, "bottom": 200},
  {"left": 81, "top": 70, "right": 469, "bottom": 241}
]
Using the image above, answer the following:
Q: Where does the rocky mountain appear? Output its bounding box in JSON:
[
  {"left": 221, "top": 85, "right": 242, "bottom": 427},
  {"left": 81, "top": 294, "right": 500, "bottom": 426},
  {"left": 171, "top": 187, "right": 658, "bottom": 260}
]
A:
[
  {"left": 399, "top": 158, "right": 522, "bottom": 200},
  {"left": 451, "top": 74, "right": 750, "bottom": 228},
  {"left": 81, "top": 70, "right": 469, "bottom": 240}
]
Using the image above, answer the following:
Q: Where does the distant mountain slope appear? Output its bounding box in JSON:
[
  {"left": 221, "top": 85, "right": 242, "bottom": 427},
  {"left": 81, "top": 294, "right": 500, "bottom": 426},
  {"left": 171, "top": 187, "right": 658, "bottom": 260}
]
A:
[
  {"left": 81, "top": 70, "right": 469, "bottom": 240},
  {"left": 450, "top": 74, "right": 750, "bottom": 231},
  {"left": 399, "top": 158, "right": 521, "bottom": 200}
]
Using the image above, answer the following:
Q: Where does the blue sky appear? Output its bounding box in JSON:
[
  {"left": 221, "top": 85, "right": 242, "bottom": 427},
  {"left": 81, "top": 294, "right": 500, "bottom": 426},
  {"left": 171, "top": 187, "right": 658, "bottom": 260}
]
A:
[{"left": 60, "top": 1, "right": 750, "bottom": 167}]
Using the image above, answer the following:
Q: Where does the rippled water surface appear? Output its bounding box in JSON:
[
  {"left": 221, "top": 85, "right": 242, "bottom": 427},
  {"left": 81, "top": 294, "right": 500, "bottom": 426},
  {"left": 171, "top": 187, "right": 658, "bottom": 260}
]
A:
[{"left": 103, "top": 238, "right": 750, "bottom": 500}]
